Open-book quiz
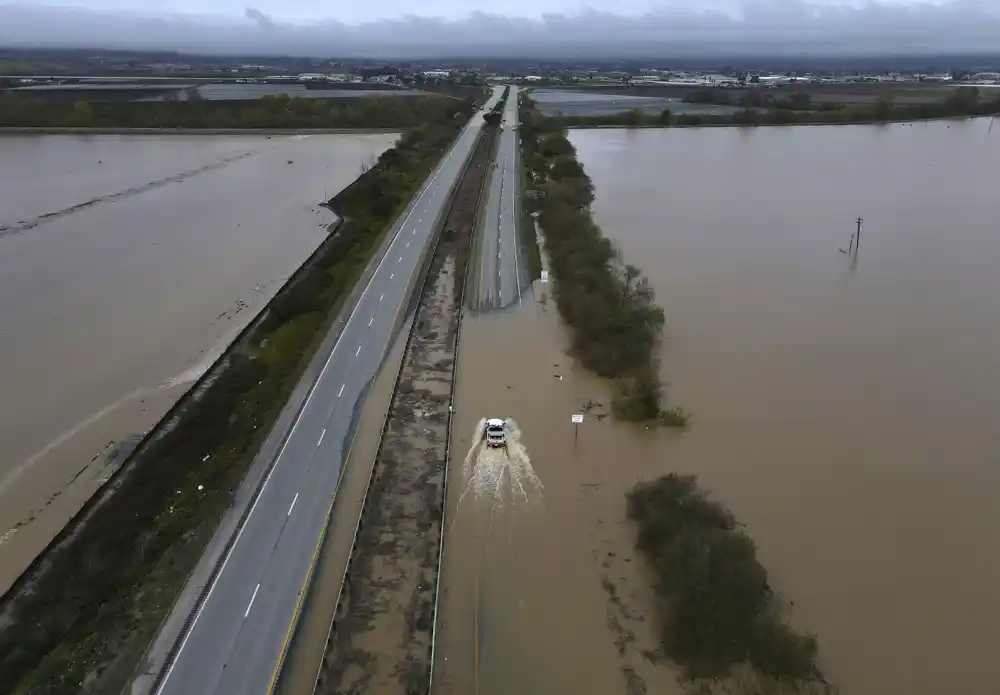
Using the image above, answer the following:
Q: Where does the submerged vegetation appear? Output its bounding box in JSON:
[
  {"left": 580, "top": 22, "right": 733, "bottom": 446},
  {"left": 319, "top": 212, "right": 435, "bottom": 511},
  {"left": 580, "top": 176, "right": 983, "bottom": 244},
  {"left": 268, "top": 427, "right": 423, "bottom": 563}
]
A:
[
  {"left": 520, "top": 94, "right": 684, "bottom": 425},
  {"left": 0, "top": 92, "right": 463, "bottom": 129},
  {"left": 0, "top": 97, "right": 475, "bottom": 695},
  {"left": 548, "top": 85, "right": 1000, "bottom": 129},
  {"left": 627, "top": 474, "right": 833, "bottom": 693}
]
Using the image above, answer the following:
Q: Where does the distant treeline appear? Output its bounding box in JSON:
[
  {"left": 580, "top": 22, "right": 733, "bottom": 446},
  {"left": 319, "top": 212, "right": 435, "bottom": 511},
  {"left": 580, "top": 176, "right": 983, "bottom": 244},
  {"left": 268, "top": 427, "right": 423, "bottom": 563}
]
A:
[
  {"left": 0, "top": 92, "right": 465, "bottom": 129},
  {"left": 551, "top": 86, "right": 1000, "bottom": 128}
]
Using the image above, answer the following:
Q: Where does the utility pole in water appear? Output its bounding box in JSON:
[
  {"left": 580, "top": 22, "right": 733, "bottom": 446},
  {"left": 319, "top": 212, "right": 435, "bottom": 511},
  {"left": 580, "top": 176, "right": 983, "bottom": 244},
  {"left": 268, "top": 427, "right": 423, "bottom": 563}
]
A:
[{"left": 855, "top": 217, "right": 863, "bottom": 255}]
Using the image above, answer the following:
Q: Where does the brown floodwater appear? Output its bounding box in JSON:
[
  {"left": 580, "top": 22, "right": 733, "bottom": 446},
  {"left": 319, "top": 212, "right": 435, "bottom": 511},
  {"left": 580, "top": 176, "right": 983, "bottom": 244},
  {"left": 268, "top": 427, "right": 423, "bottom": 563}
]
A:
[
  {"left": 435, "top": 118, "right": 1000, "bottom": 695},
  {"left": 0, "top": 133, "right": 397, "bottom": 593},
  {"left": 434, "top": 279, "right": 682, "bottom": 695},
  {"left": 570, "top": 121, "right": 1000, "bottom": 695}
]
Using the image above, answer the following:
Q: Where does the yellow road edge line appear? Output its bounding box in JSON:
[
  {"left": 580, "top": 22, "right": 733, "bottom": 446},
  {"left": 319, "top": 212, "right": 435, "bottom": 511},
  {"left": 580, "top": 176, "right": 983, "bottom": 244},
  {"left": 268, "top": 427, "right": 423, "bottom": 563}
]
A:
[{"left": 266, "top": 282, "right": 410, "bottom": 695}]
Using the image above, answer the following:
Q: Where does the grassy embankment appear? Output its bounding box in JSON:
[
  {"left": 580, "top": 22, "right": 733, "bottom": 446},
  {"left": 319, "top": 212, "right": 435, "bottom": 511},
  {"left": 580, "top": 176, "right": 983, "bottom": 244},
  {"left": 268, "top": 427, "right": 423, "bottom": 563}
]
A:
[
  {"left": 547, "top": 84, "right": 1000, "bottom": 129},
  {"left": 516, "top": 96, "right": 544, "bottom": 281},
  {"left": 520, "top": 94, "right": 687, "bottom": 425},
  {"left": 0, "top": 97, "right": 476, "bottom": 695},
  {"left": 627, "top": 475, "right": 835, "bottom": 694},
  {"left": 0, "top": 90, "right": 463, "bottom": 128}
]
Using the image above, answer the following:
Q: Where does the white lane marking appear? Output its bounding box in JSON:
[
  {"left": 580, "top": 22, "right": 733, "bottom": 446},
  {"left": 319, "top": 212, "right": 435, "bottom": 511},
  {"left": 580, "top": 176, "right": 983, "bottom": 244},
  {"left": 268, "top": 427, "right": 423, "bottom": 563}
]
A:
[
  {"left": 338, "top": 384, "right": 345, "bottom": 397},
  {"left": 245, "top": 584, "right": 261, "bottom": 618},
  {"left": 390, "top": 273, "right": 394, "bottom": 280},
  {"left": 287, "top": 492, "right": 299, "bottom": 516},
  {"left": 379, "top": 293, "right": 384, "bottom": 302},
  {"left": 398, "top": 256, "right": 402, "bottom": 263},
  {"left": 355, "top": 345, "right": 362, "bottom": 356},
  {"left": 153, "top": 108, "right": 482, "bottom": 695},
  {"left": 317, "top": 429, "right": 326, "bottom": 446},
  {"left": 406, "top": 242, "right": 410, "bottom": 248},
  {"left": 412, "top": 229, "right": 416, "bottom": 235},
  {"left": 368, "top": 317, "right": 373, "bottom": 327},
  {"left": 418, "top": 218, "right": 422, "bottom": 222}
]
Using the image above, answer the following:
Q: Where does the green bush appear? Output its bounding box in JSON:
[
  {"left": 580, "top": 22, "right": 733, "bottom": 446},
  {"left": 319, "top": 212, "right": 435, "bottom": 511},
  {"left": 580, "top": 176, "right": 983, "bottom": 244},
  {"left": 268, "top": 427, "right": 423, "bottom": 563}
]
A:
[{"left": 627, "top": 474, "right": 828, "bottom": 687}]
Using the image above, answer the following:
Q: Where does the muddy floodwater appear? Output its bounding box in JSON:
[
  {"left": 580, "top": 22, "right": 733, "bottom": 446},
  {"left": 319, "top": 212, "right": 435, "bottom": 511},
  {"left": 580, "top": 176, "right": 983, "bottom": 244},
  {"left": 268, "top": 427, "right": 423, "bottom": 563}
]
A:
[
  {"left": 0, "top": 132, "right": 397, "bottom": 592},
  {"left": 435, "top": 118, "right": 1000, "bottom": 695},
  {"left": 435, "top": 283, "right": 681, "bottom": 695}
]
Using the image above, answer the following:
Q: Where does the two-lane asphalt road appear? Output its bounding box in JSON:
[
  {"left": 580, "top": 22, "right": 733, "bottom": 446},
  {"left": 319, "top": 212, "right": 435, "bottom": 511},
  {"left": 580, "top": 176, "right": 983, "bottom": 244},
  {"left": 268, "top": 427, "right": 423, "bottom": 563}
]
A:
[
  {"left": 473, "top": 86, "right": 524, "bottom": 311},
  {"left": 155, "top": 87, "right": 503, "bottom": 695}
]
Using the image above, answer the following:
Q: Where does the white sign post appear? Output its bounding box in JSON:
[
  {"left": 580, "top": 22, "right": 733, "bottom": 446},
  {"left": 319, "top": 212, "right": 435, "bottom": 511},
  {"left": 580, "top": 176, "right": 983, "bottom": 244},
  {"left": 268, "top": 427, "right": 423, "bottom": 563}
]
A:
[
  {"left": 540, "top": 270, "right": 549, "bottom": 283},
  {"left": 571, "top": 413, "right": 584, "bottom": 445}
]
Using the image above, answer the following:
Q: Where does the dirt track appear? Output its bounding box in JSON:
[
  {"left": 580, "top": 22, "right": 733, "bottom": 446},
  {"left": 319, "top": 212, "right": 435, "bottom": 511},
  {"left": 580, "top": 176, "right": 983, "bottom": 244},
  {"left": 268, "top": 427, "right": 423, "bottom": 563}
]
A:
[{"left": 311, "top": 124, "right": 497, "bottom": 695}]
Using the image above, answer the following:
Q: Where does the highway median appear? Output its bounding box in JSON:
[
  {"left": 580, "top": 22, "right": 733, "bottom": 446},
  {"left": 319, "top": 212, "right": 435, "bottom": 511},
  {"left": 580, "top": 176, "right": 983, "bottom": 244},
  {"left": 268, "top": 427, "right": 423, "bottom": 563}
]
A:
[
  {"left": 308, "top": 105, "right": 498, "bottom": 695},
  {"left": 0, "top": 97, "right": 477, "bottom": 695}
]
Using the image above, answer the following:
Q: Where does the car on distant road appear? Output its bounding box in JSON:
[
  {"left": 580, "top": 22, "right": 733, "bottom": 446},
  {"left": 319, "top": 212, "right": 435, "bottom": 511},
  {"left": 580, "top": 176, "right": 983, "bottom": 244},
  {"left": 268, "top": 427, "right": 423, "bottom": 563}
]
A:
[{"left": 484, "top": 418, "right": 507, "bottom": 448}]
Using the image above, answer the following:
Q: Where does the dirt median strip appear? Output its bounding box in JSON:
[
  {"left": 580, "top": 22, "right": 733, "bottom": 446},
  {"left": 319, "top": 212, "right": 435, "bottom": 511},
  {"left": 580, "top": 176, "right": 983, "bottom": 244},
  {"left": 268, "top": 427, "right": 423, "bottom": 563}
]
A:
[{"left": 310, "top": 123, "right": 497, "bottom": 695}]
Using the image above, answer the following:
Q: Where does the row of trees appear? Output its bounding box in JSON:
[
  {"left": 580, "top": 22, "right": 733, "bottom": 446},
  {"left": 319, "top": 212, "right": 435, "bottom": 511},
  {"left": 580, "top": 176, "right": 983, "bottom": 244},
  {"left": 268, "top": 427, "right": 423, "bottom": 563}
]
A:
[
  {"left": 524, "top": 98, "right": 683, "bottom": 424},
  {"left": 0, "top": 101, "right": 474, "bottom": 695},
  {"left": 552, "top": 86, "right": 1000, "bottom": 129},
  {"left": 0, "top": 92, "right": 465, "bottom": 129}
]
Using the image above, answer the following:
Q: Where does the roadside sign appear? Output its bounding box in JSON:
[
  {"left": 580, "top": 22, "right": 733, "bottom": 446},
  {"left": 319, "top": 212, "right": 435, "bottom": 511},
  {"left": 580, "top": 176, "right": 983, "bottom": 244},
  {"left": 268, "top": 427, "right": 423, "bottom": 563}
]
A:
[
  {"left": 540, "top": 270, "right": 549, "bottom": 283},
  {"left": 571, "top": 414, "right": 584, "bottom": 424}
]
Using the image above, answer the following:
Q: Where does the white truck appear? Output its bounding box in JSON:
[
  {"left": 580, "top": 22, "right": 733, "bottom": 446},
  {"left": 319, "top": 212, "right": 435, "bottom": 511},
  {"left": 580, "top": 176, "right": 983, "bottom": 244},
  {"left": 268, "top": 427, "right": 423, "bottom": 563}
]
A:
[{"left": 483, "top": 418, "right": 507, "bottom": 449}]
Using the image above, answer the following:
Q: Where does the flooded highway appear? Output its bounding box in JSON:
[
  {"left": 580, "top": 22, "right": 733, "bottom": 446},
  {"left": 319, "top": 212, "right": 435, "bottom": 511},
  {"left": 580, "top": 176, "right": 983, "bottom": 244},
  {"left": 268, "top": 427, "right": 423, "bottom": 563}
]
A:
[
  {"left": 434, "top": 118, "right": 1000, "bottom": 695},
  {"left": 0, "top": 132, "right": 396, "bottom": 592}
]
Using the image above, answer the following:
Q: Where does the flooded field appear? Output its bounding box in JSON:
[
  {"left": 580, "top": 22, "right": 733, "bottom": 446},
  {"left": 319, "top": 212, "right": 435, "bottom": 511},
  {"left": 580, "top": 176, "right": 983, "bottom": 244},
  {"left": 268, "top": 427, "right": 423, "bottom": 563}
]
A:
[
  {"left": 0, "top": 132, "right": 396, "bottom": 592},
  {"left": 434, "top": 117, "right": 1000, "bottom": 695},
  {"left": 530, "top": 88, "right": 743, "bottom": 117}
]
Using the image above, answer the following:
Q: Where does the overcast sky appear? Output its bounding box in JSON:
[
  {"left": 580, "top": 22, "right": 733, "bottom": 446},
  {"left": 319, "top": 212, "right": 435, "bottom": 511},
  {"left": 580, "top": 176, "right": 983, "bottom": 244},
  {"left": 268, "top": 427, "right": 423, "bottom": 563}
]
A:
[{"left": 2, "top": 1, "right": 1000, "bottom": 58}]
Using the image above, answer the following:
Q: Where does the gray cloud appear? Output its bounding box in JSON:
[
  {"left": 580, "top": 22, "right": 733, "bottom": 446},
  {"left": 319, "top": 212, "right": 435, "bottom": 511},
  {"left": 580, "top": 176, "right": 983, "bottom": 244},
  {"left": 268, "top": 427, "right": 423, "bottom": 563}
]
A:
[
  {"left": 1, "top": 2, "right": 1000, "bottom": 58},
  {"left": 243, "top": 7, "right": 275, "bottom": 31}
]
